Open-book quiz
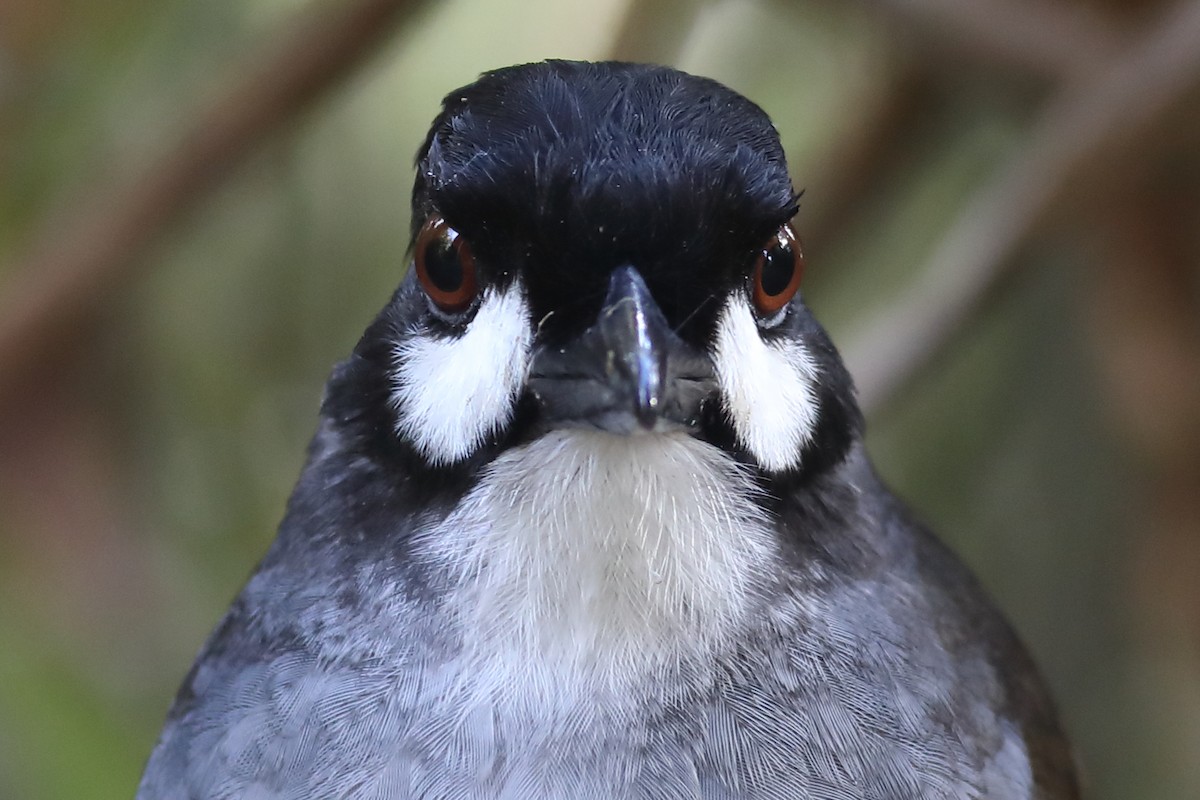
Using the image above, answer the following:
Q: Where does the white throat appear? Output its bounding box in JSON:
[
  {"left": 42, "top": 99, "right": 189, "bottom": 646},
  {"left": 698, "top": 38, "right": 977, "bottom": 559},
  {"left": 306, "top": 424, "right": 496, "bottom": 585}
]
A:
[{"left": 419, "top": 430, "right": 777, "bottom": 673}]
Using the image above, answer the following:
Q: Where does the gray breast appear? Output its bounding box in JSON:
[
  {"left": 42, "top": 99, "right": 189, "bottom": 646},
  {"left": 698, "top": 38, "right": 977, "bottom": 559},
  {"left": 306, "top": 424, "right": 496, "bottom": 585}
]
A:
[
  {"left": 139, "top": 574, "right": 1029, "bottom": 799},
  {"left": 137, "top": 437, "right": 1036, "bottom": 799}
]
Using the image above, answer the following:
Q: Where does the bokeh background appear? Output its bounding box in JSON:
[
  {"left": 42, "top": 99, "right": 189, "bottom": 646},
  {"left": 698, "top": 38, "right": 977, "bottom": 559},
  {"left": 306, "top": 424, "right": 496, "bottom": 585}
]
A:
[{"left": 2, "top": 0, "right": 1199, "bottom": 797}]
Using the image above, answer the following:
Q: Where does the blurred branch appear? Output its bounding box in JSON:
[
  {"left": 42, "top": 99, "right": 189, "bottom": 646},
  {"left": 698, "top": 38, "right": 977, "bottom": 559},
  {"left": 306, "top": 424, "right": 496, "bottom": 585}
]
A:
[
  {"left": 1088, "top": 182, "right": 1200, "bottom": 716},
  {"left": 847, "top": 0, "right": 1200, "bottom": 414},
  {"left": 0, "top": 0, "right": 429, "bottom": 399},
  {"left": 866, "top": 0, "right": 1121, "bottom": 78}
]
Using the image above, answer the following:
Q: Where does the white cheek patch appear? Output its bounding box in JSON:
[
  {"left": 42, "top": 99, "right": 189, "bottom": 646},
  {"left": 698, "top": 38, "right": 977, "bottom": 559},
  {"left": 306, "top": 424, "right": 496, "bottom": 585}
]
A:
[
  {"left": 390, "top": 284, "right": 532, "bottom": 465},
  {"left": 712, "top": 298, "right": 821, "bottom": 472}
]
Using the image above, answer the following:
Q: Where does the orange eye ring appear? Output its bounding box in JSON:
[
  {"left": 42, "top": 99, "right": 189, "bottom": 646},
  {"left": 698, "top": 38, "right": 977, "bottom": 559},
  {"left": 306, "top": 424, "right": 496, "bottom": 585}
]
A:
[
  {"left": 414, "top": 217, "right": 478, "bottom": 313},
  {"left": 751, "top": 224, "right": 804, "bottom": 317}
]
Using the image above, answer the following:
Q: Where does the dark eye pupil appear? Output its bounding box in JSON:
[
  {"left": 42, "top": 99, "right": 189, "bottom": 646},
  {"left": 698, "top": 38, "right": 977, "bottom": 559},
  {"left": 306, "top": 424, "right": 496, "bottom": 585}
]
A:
[
  {"left": 760, "top": 243, "right": 795, "bottom": 296},
  {"left": 423, "top": 238, "right": 464, "bottom": 293}
]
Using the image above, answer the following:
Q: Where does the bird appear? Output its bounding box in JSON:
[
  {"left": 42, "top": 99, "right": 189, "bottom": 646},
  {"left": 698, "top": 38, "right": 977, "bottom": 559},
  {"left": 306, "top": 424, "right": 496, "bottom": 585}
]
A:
[{"left": 137, "top": 60, "right": 1080, "bottom": 799}]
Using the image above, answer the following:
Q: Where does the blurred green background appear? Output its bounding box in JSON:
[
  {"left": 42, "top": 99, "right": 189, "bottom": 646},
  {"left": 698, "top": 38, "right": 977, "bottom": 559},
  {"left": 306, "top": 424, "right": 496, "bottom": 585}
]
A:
[{"left": 2, "top": 0, "right": 1199, "bottom": 797}]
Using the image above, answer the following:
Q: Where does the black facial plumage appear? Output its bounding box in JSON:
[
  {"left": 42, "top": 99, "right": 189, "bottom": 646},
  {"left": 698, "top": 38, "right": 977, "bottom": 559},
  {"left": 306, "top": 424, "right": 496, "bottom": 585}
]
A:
[
  {"left": 326, "top": 60, "right": 861, "bottom": 488},
  {"left": 414, "top": 60, "right": 795, "bottom": 302}
]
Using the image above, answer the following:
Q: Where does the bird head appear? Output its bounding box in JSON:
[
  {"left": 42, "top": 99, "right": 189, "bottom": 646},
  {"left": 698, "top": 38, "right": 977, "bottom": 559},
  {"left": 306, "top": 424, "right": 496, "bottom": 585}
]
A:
[{"left": 325, "top": 61, "right": 862, "bottom": 495}]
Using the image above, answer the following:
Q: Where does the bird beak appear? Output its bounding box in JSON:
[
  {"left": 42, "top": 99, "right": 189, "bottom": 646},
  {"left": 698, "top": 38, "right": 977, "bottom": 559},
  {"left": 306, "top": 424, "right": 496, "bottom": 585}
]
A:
[{"left": 528, "top": 265, "right": 716, "bottom": 434}]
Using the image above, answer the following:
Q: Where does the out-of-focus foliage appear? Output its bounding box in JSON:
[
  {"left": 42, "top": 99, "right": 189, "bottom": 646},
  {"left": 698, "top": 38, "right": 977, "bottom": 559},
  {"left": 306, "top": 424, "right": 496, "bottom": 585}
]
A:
[{"left": 2, "top": 1, "right": 1198, "bottom": 798}]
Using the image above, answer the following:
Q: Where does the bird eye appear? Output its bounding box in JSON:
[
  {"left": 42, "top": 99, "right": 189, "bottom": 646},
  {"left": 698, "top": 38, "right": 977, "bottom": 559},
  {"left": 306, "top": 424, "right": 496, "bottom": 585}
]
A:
[
  {"left": 751, "top": 225, "right": 804, "bottom": 318},
  {"left": 414, "top": 217, "right": 478, "bottom": 313}
]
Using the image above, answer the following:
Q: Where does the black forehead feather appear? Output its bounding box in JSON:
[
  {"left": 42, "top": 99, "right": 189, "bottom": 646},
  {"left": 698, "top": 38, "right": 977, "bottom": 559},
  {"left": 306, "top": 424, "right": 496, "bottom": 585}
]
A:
[{"left": 412, "top": 61, "right": 797, "bottom": 277}]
